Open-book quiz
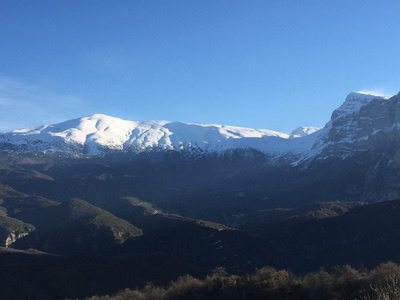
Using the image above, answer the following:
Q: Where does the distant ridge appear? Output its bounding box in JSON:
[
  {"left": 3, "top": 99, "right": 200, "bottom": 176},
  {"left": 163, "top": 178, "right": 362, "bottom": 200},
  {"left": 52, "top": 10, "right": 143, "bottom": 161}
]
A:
[{"left": 0, "top": 91, "right": 397, "bottom": 163}]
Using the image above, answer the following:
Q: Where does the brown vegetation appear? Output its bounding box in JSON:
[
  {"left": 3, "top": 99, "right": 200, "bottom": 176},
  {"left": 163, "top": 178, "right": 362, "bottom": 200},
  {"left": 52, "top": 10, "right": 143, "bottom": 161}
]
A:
[{"left": 89, "top": 262, "right": 400, "bottom": 300}]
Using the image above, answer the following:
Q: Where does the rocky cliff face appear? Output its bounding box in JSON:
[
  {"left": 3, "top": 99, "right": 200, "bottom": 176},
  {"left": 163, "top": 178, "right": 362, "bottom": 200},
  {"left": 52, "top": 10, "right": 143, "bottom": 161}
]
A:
[
  {"left": 288, "top": 92, "right": 400, "bottom": 204},
  {"left": 311, "top": 92, "right": 400, "bottom": 160},
  {"left": 0, "top": 214, "right": 34, "bottom": 247},
  {"left": 5, "top": 231, "right": 31, "bottom": 247}
]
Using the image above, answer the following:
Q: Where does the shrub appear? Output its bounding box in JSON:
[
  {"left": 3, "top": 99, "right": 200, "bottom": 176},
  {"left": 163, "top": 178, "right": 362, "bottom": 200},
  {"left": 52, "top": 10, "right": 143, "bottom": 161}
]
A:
[{"left": 88, "top": 262, "right": 400, "bottom": 300}]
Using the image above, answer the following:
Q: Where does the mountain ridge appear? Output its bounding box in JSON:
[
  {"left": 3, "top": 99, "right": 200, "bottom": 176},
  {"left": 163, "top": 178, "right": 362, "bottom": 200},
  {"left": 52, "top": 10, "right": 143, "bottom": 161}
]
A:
[{"left": 0, "top": 91, "right": 396, "bottom": 162}]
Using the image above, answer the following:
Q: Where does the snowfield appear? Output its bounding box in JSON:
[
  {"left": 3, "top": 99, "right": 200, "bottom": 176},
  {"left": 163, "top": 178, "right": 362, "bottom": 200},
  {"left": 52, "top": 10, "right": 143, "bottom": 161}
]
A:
[{"left": 0, "top": 92, "right": 390, "bottom": 160}]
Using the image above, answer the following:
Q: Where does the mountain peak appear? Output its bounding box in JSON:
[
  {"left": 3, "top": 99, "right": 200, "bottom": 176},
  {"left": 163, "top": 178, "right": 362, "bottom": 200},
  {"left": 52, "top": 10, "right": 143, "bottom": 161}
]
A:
[
  {"left": 353, "top": 91, "right": 392, "bottom": 99},
  {"left": 346, "top": 91, "right": 388, "bottom": 101},
  {"left": 330, "top": 92, "right": 387, "bottom": 121},
  {"left": 289, "top": 126, "right": 320, "bottom": 139},
  {"left": 85, "top": 113, "right": 117, "bottom": 119}
]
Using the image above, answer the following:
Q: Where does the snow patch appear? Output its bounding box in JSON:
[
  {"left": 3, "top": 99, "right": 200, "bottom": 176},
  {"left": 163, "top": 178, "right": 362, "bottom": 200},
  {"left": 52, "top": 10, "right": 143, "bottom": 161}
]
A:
[{"left": 289, "top": 126, "right": 320, "bottom": 138}]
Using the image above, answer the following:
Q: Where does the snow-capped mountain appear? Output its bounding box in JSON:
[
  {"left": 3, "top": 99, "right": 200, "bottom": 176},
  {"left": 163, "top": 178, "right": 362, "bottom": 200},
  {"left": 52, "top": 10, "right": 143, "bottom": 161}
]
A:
[
  {"left": 0, "top": 114, "right": 316, "bottom": 156},
  {"left": 1, "top": 91, "right": 398, "bottom": 161}
]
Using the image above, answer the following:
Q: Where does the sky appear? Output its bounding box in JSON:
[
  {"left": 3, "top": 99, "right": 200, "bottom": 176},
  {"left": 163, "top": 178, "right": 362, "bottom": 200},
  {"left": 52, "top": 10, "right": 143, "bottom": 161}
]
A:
[{"left": 1, "top": 0, "right": 400, "bottom": 133}]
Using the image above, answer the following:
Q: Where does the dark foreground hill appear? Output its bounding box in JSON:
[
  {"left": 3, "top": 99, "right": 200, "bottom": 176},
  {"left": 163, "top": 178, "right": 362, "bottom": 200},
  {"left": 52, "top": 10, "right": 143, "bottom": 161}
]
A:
[
  {"left": 3, "top": 198, "right": 400, "bottom": 298},
  {"left": 240, "top": 199, "right": 400, "bottom": 272}
]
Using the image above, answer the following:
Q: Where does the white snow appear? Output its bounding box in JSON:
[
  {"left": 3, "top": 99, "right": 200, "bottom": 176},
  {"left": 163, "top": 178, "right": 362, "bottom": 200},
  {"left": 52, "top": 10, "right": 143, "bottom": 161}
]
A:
[
  {"left": 2, "top": 114, "right": 301, "bottom": 155},
  {"left": 289, "top": 126, "right": 321, "bottom": 138}
]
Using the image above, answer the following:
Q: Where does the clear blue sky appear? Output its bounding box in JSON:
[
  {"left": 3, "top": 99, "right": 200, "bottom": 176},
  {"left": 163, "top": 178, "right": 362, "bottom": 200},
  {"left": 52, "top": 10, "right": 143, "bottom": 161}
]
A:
[{"left": 1, "top": 0, "right": 399, "bottom": 133}]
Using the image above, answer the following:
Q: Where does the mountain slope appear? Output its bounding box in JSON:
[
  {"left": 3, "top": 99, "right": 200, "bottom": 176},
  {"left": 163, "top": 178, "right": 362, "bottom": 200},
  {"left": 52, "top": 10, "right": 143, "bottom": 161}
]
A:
[
  {"left": 14, "top": 198, "right": 143, "bottom": 253},
  {"left": 0, "top": 182, "right": 57, "bottom": 216}
]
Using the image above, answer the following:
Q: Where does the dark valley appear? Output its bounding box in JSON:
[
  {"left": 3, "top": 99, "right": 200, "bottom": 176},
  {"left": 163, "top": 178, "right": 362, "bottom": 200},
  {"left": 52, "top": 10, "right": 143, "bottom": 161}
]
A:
[{"left": 2, "top": 92, "right": 400, "bottom": 298}]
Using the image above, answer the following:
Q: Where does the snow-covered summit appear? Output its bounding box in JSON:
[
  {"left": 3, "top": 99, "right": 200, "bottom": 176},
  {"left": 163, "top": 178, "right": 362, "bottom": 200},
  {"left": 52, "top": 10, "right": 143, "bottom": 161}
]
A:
[
  {"left": 1, "top": 114, "right": 296, "bottom": 155},
  {"left": 289, "top": 126, "right": 320, "bottom": 138}
]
